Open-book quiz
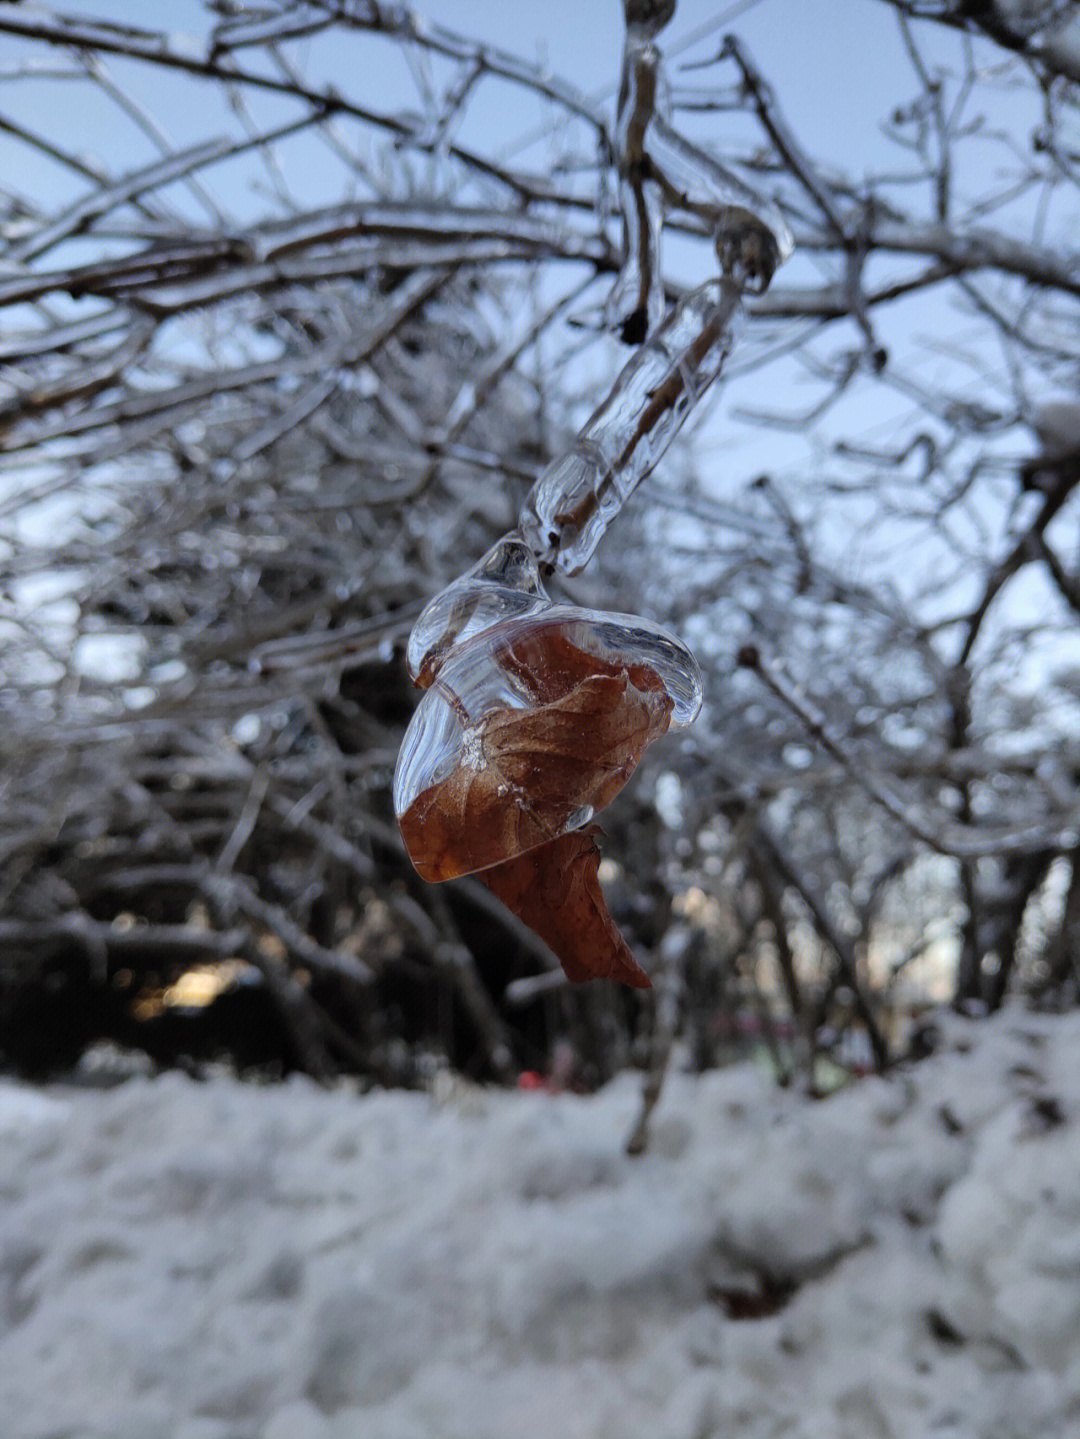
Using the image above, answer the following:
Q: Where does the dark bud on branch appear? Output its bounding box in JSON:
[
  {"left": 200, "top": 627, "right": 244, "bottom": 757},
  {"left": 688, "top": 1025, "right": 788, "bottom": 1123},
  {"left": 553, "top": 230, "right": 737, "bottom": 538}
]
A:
[{"left": 623, "top": 0, "right": 677, "bottom": 39}]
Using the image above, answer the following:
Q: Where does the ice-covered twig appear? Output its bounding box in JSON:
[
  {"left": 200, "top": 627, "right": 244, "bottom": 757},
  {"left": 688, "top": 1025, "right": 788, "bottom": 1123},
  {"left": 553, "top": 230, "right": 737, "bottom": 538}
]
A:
[
  {"left": 510, "top": 2, "right": 790, "bottom": 577},
  {"left": 606, "top": 5, "right": 791, "bottom": 342},
  {"left": 519, "top": 279, "right": 743, "bottom": 573},
  {"left": 712, "top": 34, "right": 846, "bottom": 240},
  {"left": 607, "top": 36, "right": 667, "bottom": 344}
]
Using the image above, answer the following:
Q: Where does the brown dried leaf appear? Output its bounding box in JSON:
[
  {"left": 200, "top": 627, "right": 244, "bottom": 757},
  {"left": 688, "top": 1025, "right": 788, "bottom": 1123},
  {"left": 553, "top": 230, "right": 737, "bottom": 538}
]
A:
[
  {"left": 398, "top": 668, "right": 672, "bottom": 883},
  {"left": 398, "top": 629, "right": 674, "bottom": 986},
  {"left": 478, "top": 826, "right": 651, "bottom": 989}
]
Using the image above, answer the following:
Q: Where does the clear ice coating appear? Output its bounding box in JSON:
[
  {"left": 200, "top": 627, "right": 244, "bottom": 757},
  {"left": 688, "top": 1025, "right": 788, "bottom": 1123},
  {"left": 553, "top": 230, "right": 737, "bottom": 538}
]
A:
[
  {"left": 606, "top": 39, "right": 667, "bottom": 342},
  {"left": 647, "top": 114, "right": 794, "bottom": 286},
  {"left": 393, "top": 548, "right": 703, "bottom": 830},
  {"left": 605, "top": 157, "right": 666, "bottom": 343},
  {"left": 405, "top": 533, "right": 550, "bottom": 687},
  {"left": 519, "top": 280, "right": 742, "bottom": 574}
]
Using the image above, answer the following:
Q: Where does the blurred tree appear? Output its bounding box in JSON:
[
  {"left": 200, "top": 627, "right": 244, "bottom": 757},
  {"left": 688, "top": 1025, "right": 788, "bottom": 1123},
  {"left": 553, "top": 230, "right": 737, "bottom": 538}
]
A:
[{"left": 1, "top": 0, "right": 1079, "bottom": 1081}]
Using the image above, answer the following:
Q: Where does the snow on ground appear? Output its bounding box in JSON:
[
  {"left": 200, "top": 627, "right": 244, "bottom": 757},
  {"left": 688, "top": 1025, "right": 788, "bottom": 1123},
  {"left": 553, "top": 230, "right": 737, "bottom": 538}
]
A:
[{"left": 2, "top": 1007, "right": 1080, "bottom": 1439}]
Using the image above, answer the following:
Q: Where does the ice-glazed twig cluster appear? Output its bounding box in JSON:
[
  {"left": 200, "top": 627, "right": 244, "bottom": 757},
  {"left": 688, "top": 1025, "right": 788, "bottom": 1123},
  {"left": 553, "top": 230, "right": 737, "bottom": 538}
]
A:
[{"left": 395, "top": 0, "right": 791, "bottom": 988}]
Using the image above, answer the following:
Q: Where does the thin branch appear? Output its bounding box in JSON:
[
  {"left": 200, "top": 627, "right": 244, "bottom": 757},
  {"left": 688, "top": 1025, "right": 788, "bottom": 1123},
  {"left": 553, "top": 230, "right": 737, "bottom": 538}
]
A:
[{"left": 738, "top": 644, "right": 1079, "bottom": 860}]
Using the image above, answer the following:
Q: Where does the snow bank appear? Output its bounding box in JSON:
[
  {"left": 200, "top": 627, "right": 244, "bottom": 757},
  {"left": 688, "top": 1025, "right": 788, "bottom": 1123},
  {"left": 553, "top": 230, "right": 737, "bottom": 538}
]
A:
[{"left": 2, "top": 1007, "right": 1080, "bottom": 1439}]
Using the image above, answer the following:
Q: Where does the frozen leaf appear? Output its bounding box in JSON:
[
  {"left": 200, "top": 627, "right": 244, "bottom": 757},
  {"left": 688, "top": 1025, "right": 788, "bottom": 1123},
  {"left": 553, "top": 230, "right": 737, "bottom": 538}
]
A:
[
  {"left": 397, "top": 645, "right": 674, "bottom": 883},
  {"left": 478, "top": 826, "right": 651, "bottom": 988},
  {"left": 394, "top": 537, "right": 702, "bottom": 987}
]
